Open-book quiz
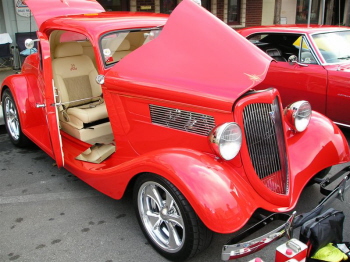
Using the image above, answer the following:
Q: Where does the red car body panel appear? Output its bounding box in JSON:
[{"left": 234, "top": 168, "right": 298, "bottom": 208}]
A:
[
  {"left": 1, "top": 1, "right": 349, "bottom": 236},
  {"left": 239, "top": 25, "right": 350, "bottom": 126}
]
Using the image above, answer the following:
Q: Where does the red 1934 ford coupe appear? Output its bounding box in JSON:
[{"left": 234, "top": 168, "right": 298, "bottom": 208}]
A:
[{"left": 1, "top": 0, "right": 350, "bottom": 260}]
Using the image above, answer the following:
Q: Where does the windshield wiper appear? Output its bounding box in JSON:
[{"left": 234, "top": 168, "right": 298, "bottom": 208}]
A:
[{"left": 337, "top": 56, "right": 350, "bottom": 60}]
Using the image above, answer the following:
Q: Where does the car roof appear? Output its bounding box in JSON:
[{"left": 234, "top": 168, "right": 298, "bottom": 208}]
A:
[
  {"left": 239, "top": 24, "right": 350, "bottom": 36},
  {"left": 41, "top": 12, "right": 169, "bottom": 38}
]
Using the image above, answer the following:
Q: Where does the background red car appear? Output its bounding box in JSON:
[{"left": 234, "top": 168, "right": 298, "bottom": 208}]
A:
[{"left": 239, "top": 25, "right": 350, "bottom": 127}]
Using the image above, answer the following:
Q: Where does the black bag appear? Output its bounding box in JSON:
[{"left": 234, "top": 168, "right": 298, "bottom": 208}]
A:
[{"left": 299, "top": 208, "right": 345, "bottom": 257}]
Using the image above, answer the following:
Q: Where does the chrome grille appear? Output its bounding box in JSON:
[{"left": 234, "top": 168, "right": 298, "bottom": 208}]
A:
[
  {"left": 243, "top": 99, "right": 288, "bottom": 194},
  {"left": 149, "top": 105, "right": 215, "bottom": 136}
]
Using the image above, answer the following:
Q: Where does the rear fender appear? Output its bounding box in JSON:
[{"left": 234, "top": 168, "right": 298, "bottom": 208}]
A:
[{"left": 1, "top": 75, "right": 31, "bottom": 130}]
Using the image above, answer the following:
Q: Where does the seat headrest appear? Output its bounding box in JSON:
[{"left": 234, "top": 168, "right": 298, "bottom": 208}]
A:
[
  {"left": 55, "top": 42, "right": 83, "bottom": 58},
  {"left": 109, "top": 38, "right": 130, "bottom": 52}
]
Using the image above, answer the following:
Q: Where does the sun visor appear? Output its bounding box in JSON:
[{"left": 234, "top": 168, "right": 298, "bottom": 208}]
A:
[
  {"left": 25, "top": 0, "right": 105, "bottom": 28},
  {"left": 111, "top": 0, "right": 272, "bottom": 101}
]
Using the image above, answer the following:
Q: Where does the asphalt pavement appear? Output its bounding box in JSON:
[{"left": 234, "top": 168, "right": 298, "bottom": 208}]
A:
[{"left": 0, "top": 68, "right": 350, "bottom": 261}]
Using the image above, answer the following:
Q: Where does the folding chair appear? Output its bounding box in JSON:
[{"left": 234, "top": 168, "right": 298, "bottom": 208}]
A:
[{"left": 0, "top": 43, "right": 13, "bottom": 68}]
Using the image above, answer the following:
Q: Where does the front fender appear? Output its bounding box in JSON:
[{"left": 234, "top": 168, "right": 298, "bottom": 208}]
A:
[
  {"left": 137, "top": 149, "right": 267, "bottom": 234},
  {"left": 287, "top": 111, "right": 350, "bottom": 203}
]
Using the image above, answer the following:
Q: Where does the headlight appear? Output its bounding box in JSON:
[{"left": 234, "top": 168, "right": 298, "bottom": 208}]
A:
[
  {"left": 209, "top": 122, "right": 242, "bottom": 160},
  {"left": 284, "top": 101, "right": 312, "bottom": 132}
]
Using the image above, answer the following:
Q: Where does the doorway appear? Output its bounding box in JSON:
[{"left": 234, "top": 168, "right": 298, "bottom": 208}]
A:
[{"left": 97, "top": 0, "right": 130, "bottom": 11}]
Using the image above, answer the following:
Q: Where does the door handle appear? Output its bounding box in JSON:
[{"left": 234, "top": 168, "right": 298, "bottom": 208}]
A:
[{"left": 36, "top": 103, "right": 46, "bottom": 108}]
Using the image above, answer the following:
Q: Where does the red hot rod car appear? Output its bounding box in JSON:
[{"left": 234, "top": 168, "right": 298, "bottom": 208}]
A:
[{"left": 1, "top": 0, "right": 350, "bottom": 261}]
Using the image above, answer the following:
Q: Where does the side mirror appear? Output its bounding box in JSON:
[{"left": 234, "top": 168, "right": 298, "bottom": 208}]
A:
[
  {"left": 288, "top": 55, "right": 308, "bottom": 67},
  {"left": 24, "top": 38, "right": 39, "bottom": 49},
  {"left": 288, "top": 55, "right": 298, "bottom": 64}
]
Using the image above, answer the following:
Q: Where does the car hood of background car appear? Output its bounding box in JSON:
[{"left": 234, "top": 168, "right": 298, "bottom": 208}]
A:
[
  {"left": 105, "top": 0, "right": 272, "bottom": 111},
  {"left": 25, "top": 0, "right": 105, "bottom": 28}
]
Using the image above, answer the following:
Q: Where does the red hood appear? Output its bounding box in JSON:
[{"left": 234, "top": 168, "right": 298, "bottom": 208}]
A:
[
  {"left": 108, "top": 0, "right": 272, "bottom": 107},
  {"left": 25, "top": 0, "right": 105, "bottom": 28}
]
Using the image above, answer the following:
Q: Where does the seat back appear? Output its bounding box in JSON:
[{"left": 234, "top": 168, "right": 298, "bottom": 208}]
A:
[
  {"left": 79, "top": 41, "right": 97, "bottom": 68},
  {"left": 52, "top": 42, "right": 101, "bottom": 108},
  {"left": 109, "top": 38, "right": 131, "bottom": 63},
  {"left": 266, "top": 48, "right": 287, "bottom": 62}
]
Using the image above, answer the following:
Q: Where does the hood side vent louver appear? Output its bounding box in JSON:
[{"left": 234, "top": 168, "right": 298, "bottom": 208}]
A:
[{"left": 149, "top": 104, "right": 215, "bottom": 136}]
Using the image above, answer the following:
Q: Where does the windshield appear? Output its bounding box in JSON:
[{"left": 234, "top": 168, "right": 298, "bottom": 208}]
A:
[
  {"left": 101, "top": 29, "right": 162, "bottom": 66},
  {"left": 312, "top": 30, "right": 350, "bottom": 64}
]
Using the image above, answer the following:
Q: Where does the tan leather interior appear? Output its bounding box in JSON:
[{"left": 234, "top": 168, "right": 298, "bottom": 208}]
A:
[
  {"left": 105, "top": 38, "right": 132, "bottom": 64},
  {"left": 79, "top": 41, "right": 97, "bottom": 68},
  {"left": 76, "top": 143, "right": 116, "bottom": 164},
  {"left": 52, "top": 42, "right": 113, "bottom": 144}
]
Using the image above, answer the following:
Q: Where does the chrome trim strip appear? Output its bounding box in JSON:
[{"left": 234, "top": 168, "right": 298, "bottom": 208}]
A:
[
  {"left": 334, "top": 121, "right": 350, "bottom": 128},
  {"left": 221, "top": 213, "right": 289, "bottom": 261}
]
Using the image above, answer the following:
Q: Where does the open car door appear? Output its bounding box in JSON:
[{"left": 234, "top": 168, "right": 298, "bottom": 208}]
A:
[
  {"left": 25, "top": 0, "right": 105, "bottom": 28},
  {"left": 37, "top": 32, "right": 64, "bottom": 168}
]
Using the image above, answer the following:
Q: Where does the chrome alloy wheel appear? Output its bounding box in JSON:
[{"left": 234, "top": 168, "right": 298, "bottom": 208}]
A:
[
  {"left": 4, "top": 96, "right": 20, "bottom": 141},
  {"left": 137, "top": 181, "right": 185, "bottom": 253}
]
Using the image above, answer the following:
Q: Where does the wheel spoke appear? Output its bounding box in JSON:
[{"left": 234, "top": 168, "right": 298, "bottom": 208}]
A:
[
  {"left": 165, "top": 191, "right": 174, "bottom": 210},
  {"left": 167, "top": 213, "right": 184, "bottom": 228},
  {"left": 146, "top": 210, "right": 162, "bottom": 230},
  {"left": 166, "top": 222, "right": 182, "bottom": 249},
  {"left": 145, "top": 184, "right": 164, "bottom": 209}
]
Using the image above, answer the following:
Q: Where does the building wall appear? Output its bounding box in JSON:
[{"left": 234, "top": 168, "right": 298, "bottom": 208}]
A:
[
  {"left": 0, "top": 0, "right": 6, "bottom": 33},
  {"left": 261, "top": 0, "right": 275, "bottom": 25},
  {"left": 246, "top": 0, "right": 263, "bottom": 27},
  {"left": 216, "top": 0, "right": 224, "bottom": 21},
  {"left": 281, "top": 0, "right": 297, "bottom": 24}
]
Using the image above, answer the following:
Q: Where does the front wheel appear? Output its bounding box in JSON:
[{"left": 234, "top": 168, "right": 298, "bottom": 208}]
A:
[
  {"left": 2, "top": 89, "right": 30, "bottom": 147},
  {"left": 133, "top": 173, "right": 213, "bottom": 261}
]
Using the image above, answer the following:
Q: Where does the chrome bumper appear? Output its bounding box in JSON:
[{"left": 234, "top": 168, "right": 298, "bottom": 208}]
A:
[{"left": 221, "top": 165, "right": 350, "bottom": 261}]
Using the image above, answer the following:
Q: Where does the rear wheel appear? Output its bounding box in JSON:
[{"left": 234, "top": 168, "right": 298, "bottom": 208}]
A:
[
  {"left": 134, "top": 173, "right": 213, "bottom": 261},
  {"left": 2, "top": 89, "right": 30, "bottom": 147}
]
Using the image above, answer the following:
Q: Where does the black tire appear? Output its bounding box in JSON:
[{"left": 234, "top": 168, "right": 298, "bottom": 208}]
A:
[
  {"left": 133, "top": 173, "right": 213, "bottom": 261},
  {"left": 2, "top": 89, "right": 30, "bottom": 147}
]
